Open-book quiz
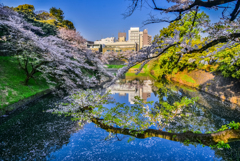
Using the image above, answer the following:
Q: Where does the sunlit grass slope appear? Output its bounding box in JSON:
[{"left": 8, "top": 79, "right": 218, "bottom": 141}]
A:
[{"left": 0, "top": 56, "right": 50, "bottom": 112}]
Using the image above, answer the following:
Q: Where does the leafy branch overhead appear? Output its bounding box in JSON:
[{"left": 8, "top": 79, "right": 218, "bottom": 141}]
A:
[{"left": 107, "top": 0, "right": 240, "bottom": 82}]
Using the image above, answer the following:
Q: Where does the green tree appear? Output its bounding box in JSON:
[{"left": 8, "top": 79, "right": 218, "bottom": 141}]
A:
[
  {"left": 149, "top": 11, "right": 210, "bottom": 79},
  {"left": 154, "top": 11, "right": 209, "bottom": 42},
  {"left": 49, "top": 7, "right": 64, "bottom": 22},
  {"left": 36, "top": 11, "right": 56, "bottom": 20},
  {"left": 14, "top": 4, "right": 35, "bottom": 18},
  {"left": 62, "top": 20, "right": 75, "bottom": 30}
]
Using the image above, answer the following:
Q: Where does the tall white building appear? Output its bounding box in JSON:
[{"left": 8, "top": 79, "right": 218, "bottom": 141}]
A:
[
  {"left": 128, "top": 27, "right": 140, "bottom": 44},
  {"left": 128, "top": 27, "right": 152, "bottom": 50},
  {"left": 94, "top": 37, "right": 115, "bottom": 44}
]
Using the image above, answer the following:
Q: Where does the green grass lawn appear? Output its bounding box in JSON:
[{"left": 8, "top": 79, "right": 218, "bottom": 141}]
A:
[
  {"left": 0, "top": 56, "right": 50, "bottom": 113},
  {"left": 125, "top": 72, "right": 149, "bottom": 76},
  {"left": 132, "top": 63, "right": 148, "bottom": 69},
  {"left": 106, "top": 64, "right": 126, "bottom": 69}
]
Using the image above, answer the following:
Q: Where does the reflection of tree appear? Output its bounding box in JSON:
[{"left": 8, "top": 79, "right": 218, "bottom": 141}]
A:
[
  {"left": 48, "top": 78, "right": 240, "bottom": 160},
  {"left": 152, "top": 79, "right": 231, "bottom": 133},
  {"left": 0, "top": 94, "right": 80, "bottom": 160},
  {"left": 53, "top": 87, "right": 240, "bottom": 149},
  {"left": 214, "top": 141, "right": 240, "bottom": 161},
  {"left": 92, "top": 117, "right": 240, "bottom": 147}
]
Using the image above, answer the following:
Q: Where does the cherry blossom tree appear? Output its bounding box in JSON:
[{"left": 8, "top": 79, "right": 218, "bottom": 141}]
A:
[
  {"left": 102, "top": 50, "right": 137, "bottom": 64},
  {"left": 58, "top": 27, "right": 86, "bottom": 49},
  {"left": 0, "top": 5, "right": 113, "bottom": 94}
]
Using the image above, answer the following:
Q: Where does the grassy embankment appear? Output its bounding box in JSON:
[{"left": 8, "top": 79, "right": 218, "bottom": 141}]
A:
[
  {"left": 125, "top": 60, "right": 199, "bottom": 85},
  {"left": 106, "top": 64, "right": 126, "bottom": 69},
  {"left": 0, "top": 56, "right": 50, "bottom": 114},
  {"left": 106, "top": 63, "right": 152, "bottom": 77}
]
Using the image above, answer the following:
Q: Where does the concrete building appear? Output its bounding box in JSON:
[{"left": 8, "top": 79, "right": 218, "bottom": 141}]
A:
[
  {"left": 102, "top": 42, "right": 138, "bottom": 53},
  {"left": 128, "top": 27, "right": 140, "bottom": 44},
  {"left": 85, "top": 41, "right": 102, "bottom": 52},
  {"left": 118, "top": 36, "right": 126, "bottom": 42},
  {"left": 118, "top": 32, "right": 126, "bottom": 42},
  {"left": 142, "top": 29, "right": 152, "bottom": 47},
  {"left": 94, "top": 37, "right": 115, "bottom": 44},
  {"left": 139, "top": 31, "right": 143, "bottom": 49},
  {"left": 128, "top": 27, "right": 152, "bottom": 50}
]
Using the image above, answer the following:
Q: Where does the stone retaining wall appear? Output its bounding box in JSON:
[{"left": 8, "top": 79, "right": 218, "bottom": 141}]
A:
[
  {"left": 0, "top": 88, "right": 53, "bottom": 117},
  {"left": 166, "top": 69, "right": 240, "bottom": 105}
]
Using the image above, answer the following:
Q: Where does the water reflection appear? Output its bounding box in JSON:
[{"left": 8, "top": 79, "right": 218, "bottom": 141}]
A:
[
  {"left": 1, "top": 77, "right": 240, "bottom": 160},
  {"left": 108, "top": 79, "right": 152, "bottom": 104},
  {"left": 0, "top": 95, "right": 80, "bottom": 160}
]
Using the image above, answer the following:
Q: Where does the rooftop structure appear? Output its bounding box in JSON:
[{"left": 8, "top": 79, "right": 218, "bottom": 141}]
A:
[
  {"left": 94, "top": 37, "right": 115, "bottom": 45},
  {"left": 118, "top": 32, "right": 126, "bottom": 41}
]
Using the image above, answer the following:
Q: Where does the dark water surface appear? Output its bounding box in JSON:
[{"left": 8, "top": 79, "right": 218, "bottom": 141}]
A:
[{"left": 1, "top": 77, "right": 240, "bottom": 161}]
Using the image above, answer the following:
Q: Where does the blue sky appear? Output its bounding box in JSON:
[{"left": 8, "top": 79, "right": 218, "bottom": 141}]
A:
[{"left": 1, "top": 0, "right": 223, "bottom": 41}]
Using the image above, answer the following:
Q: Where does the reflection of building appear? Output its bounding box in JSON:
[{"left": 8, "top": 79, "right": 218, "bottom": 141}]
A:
[
  {"left": 102, "top": 42, "right": 138, "bottom": 53},
  {"left": 108, "top": 79, "right": 152, "bottom": 104}
]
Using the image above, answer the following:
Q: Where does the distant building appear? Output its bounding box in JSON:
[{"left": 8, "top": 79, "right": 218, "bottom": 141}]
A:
[
  {"left": 118, "top": 32, "right": 126, "bottom": 41},
  {"left": 128, "top": 27, "right": 152, "bottom": 50},
  {"left": 85, "top": 41, "right": 102, "bottom": 52},
  {"left": 94, "top": 37, "right": 115, "bottom": 44},
  {"left": 102, "top": 42, "right": 138, "bottom": 53},
  {"left": 142, "top": 29, "right": 152, "bottom": 47},
  {"left": 139, "top": 31, "right": 143, "bottom": 49},
  {"left": 128, "top": 27, "right": 140, "bottom": 44},
  {"left": 118, "top": 36, "right": 126, "bottom": 42}
]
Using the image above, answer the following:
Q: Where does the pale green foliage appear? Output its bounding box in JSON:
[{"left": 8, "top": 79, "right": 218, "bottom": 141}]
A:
[
  {"left": 210, "top": 141, "right": 231, "bottom": 149},
  {"left": 14, "top": 46, "right": 46, "bottom": 85},
  {"left": 153, "top": 96, "right": 199, "bottom": 130},
  {"left": 149, "top": 11, "right": 209, "bottom": 78},
  {"left": 215, "top": 45, "right": 240, "bottom": 79},
  {"left": 154, "top": 11, "right": 209, "bottom": 41},
  {"left": 228, "top": 121, "right": 240, "bottom": 130},
  {"left": 100, "top": 96, "right": 154, "bottom": 133},
  {"left": 48, "top": 89, "right": 114, "bottom": 127},
  {"left": 217, "top": 121, "right": 240, "bottom": 132}
]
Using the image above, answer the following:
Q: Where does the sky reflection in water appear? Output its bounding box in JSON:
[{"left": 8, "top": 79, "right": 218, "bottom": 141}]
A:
[{"left": 1, "top": 77, "right": 240, "bottom": 160}]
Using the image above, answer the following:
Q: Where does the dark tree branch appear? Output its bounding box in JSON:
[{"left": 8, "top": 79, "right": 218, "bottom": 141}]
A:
[
  {"left": 153, "top": 0, "right": 236, "bottom": 12},
  {"left": 188, "top": 33, "right": 240, "bottom": 53},
  {"left": 230, "top": 0, "right": 240, "bottom": 20},
  {"left": 126, "top": 0, "right": 239, "bottom": 23},
  {"left": 123, "top": 0, "right": 143, "bottom": 18},
  {"left": 92, "top": 117, "right": 240, "bottom": 146}
]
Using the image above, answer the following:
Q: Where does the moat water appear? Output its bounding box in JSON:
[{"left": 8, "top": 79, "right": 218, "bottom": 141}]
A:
[{"left": 1, "top": 76, "right": 240, "bottom": 161}]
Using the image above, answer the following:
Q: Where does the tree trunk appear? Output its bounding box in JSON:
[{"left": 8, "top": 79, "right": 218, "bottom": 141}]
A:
[{"left": 24, "top": 76, "right": 31, "bottom": 85}]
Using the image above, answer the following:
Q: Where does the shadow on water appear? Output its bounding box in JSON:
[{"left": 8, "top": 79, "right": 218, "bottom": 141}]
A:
[
  {"left": 0, "top": 94, "right": 80, "bottom": 161},
  {"left": 0, "top": 76, "right": 240, "bottom": 160}
]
